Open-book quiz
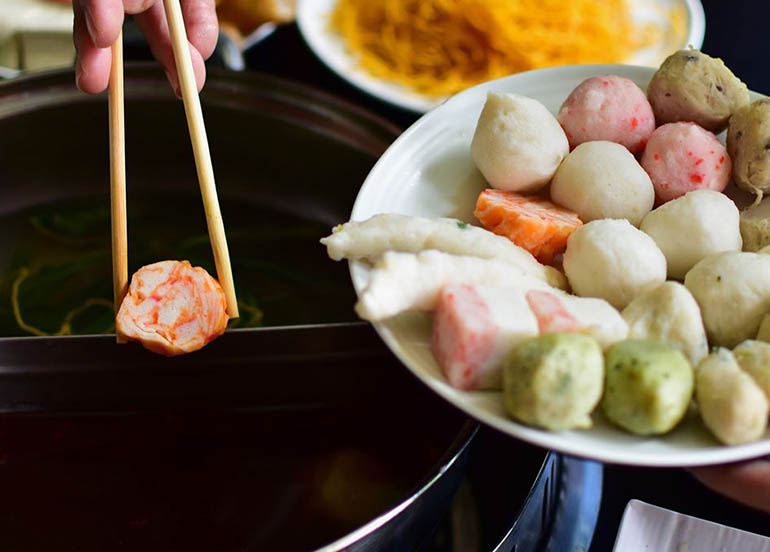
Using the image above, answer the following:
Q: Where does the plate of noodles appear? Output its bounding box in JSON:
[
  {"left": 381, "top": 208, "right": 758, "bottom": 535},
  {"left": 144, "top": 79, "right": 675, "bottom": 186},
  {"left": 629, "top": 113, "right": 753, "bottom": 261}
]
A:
[{"left": 297, "top": 0, "right": 705, "bottom": 113}]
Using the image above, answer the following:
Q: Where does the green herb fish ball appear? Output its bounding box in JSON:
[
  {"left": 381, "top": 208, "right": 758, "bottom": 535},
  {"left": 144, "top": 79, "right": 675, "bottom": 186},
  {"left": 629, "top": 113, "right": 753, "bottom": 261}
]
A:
[
  {"left": 602, "top": 340, "right": 694, "bottom": 435},
  {"left": 503, "top": 333, "right": 603, "bottom": 431}
]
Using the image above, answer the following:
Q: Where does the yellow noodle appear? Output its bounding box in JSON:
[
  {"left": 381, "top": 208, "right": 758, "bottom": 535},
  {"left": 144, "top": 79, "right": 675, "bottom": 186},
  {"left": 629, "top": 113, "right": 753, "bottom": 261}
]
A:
[
  {"left": 11, "top": 267, "right": 113, "bottom": 336},
  {"left": 331, "top": 0, "right": 650, "bottom": 97}
]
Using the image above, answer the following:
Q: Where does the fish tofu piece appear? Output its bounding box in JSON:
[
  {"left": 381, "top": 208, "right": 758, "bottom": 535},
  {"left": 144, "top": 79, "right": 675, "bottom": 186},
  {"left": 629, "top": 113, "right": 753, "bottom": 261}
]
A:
[
  {"left": 471, "top": 92, "right": 569, "bottom": 193},
  {"left": 622, "top": 282, "right": 708, "bottom": 366},
  {"left": 432, "top": 285, "right": 626, "bottom": 390},
  {"left": 640, "top": 189, "right": 742, "bottom": 279},
  {"left": 640, "top": 122, "right": 730, "bottom": 203},
  {"left": 684, "top": 251, "right": 770, "bottom": 347},
  {"left": 320, "top": 214, "right": 566, "bottom": 289},
  {"left": 696, "top": 348, "right": 769, "bottom": 446},
  {"left": 647, "top": 49, "right": 749, "bottom": 133},
  {"left": 557, "top": 75, "right": 655, "bottom": 153},
  {"left": 355, "top": 250, "right": 557, "bottom": 321},
  {"left": 432, "top": 284, "right": 539, "bottom": 390},
  {"left": 116, "top": 260, "right": 229, "bottom": 356}
]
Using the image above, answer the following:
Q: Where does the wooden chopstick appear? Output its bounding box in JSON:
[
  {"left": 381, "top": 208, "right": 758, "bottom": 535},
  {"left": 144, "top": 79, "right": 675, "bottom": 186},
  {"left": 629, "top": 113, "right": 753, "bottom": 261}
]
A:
[
  {"left": 163, "top": 0, "right": 240, "bottom": 319},
  {"left": 109, "top": 29, "right": 128, "bottom": 343}
]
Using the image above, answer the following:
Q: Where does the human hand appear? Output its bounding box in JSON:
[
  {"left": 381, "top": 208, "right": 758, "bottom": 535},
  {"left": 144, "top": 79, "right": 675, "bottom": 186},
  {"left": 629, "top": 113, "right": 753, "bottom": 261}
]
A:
[
  {"left": 73, "top": 0, "right": 218, "bottom": 94},
  {"left": 691, "top": 459, "right": 770, "bottom": 514}
]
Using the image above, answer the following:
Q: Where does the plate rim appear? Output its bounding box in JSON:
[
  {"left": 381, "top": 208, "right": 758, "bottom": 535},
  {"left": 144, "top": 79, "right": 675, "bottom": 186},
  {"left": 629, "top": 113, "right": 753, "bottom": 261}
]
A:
[
  {"left": 346, "top": 63, "right": 770, "bottom": 467},
  {"left": 297, "top": 0, "right": 707, "bottom": 114}
]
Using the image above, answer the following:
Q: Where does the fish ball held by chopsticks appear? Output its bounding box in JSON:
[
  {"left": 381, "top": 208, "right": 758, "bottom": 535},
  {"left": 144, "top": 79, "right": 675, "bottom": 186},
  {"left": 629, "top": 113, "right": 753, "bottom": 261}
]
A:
[{"left": 116, "top": 260, "right": 228, "bottom": 356}]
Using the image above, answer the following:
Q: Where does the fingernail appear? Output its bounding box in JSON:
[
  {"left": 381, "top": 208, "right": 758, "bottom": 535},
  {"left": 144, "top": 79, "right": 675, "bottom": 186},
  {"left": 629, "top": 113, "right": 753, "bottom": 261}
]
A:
[
  {"left": 75, "top": 64, "right": 84, "bottom": 90},
  {"left": 82, "top": 4, "right": 98, "bottom": 44},
  {"left": 164, "top": 70, "right": 182, "bottom": 99}
]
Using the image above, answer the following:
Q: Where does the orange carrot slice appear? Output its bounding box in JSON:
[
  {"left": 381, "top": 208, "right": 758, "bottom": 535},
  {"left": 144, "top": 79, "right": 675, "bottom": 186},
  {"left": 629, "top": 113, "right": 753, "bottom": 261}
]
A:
[{"left": 474, "top": 189, "right": 582, "bottom": 265}]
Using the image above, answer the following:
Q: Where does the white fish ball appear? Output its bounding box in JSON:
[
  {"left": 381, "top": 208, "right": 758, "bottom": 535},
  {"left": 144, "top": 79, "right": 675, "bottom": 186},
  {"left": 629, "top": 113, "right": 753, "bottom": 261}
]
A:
[
  {"left": 564, "top": 219, "right": 666, "bottom": 309},
  {"left": 640, "top": 190, "right": 742, "bottom": 279},
  {"left": 471, "top": 92, "right": 568, "bottom": 193},
  {"left": 551, "top": 141, "right": 654, "bottom": 226}
]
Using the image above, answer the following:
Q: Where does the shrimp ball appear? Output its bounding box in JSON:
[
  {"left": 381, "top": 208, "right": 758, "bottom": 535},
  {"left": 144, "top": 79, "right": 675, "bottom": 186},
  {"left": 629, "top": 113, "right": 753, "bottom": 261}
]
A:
[
  {"left": 602, "top": 340, "right": 693, "bottom": 436},
  {"left": 640, "top": 190, "right": 742, "bottom": 279},
  {"left": 550, "top": 141, "right": 654, "bottom": 226},
  {"left": 563, "top": 219, "right": 666, "bottom": 310},
  {"left": 558, "top": 75, "right": 655, "bottom": 153},
  {"left": 503, "top": 333, "right": 604, "bottom": 430},
  {"left": 684, "top": 251, "right": 770, "bottom": 347},
  {"left": 648, "top": 49, "right": 749, "bottom": 133},
  {"left": 471, "top": 92, "right": 569, "bottom": 193},
  {"left": 640, "top": 122, "right": 731, "bottom": 203},
  {"left": 696, "top": 348, "right": 768, "bottom": 446}
]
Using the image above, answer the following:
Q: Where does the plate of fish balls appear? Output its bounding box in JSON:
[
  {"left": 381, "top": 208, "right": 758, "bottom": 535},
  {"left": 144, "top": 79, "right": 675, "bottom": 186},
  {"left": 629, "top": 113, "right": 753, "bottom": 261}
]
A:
[{"left": 320, "top": 49, "right": 770, "bottom": 467}]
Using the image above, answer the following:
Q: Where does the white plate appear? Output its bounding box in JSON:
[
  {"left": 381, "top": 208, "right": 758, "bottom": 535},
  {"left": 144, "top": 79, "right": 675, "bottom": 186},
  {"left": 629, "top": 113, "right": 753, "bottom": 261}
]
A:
[
  {"left": 297, "top": 0, "right": 705, "bottom": 113},
  {"left": 348, "top": 64, "right": 770, "bottom": 467},
  {"left": 613, "top": 500, "right": 770, "bottom": 550}
]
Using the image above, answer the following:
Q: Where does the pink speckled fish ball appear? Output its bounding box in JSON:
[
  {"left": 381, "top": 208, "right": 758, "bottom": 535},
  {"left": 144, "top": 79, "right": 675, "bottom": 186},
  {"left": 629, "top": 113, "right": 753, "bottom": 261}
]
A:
[
  {"left": 640, "top": 122, "right": 731, "bottom": 203},
  {"left": 558, "top": 75, "right": 655, "bottom": 153}
]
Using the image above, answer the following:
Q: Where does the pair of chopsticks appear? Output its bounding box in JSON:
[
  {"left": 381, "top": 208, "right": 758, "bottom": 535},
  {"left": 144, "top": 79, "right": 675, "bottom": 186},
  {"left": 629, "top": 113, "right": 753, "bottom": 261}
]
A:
[{"left": 108, "top": 0, "right": 239, "bottom": 343}]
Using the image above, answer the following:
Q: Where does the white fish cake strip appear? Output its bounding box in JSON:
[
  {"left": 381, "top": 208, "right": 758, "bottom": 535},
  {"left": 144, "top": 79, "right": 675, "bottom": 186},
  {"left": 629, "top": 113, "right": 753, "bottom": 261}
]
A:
[
  {"left": 355, "top": 250, "right": 555, "bottom": 321},
  {"left": 321, "top": 214, "right": 566, "bottom": 289}
]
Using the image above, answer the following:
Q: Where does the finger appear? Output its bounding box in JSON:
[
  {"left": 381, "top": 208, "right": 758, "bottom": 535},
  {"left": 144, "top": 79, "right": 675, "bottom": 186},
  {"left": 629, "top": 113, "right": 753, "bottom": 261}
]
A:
[
  {"left": 78, "top": 0, "right": 124, "bottom": 48},
  {"left": 181, "top": 0, "right": 218, "bottom": 60},
  {"left": 123, "top": 0, "right": 156, "bottom": 13},
  {"left": 134, "top": 1, "right": 207, "bottom": 95},
  {"left": 691, "top": 460, "right": 770, "bottom": 514},
  {"left": 74, "top": 1, "right": 113, "bottom": 93}
]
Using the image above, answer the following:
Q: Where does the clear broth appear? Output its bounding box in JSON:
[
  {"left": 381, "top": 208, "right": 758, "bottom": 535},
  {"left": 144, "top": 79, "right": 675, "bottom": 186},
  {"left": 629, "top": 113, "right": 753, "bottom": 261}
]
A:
[{"left": 0, "top": 194, "right": 357, "bottom": 337}]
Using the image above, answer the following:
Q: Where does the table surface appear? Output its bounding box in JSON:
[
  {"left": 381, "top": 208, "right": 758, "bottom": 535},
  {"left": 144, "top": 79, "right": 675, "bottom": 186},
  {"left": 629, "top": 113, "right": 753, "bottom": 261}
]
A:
[{"left": 236, "top": 1, "right": 770, "bottom": 550}]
